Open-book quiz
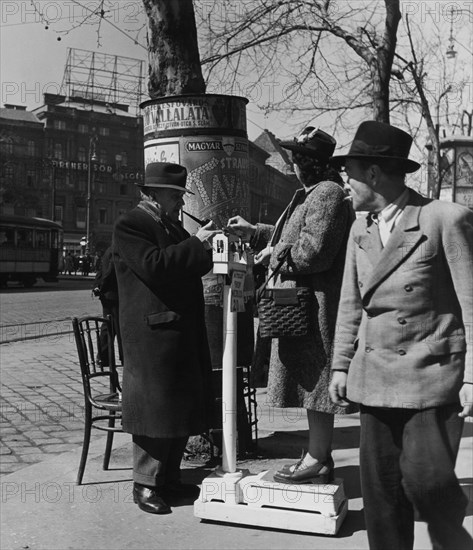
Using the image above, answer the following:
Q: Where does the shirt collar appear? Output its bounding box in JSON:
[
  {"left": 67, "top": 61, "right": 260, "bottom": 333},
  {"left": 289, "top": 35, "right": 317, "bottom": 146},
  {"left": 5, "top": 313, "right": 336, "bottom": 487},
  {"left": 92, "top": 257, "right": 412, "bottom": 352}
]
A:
[{"left": 379, "top": 188, "right": 409, "bottom": 225}]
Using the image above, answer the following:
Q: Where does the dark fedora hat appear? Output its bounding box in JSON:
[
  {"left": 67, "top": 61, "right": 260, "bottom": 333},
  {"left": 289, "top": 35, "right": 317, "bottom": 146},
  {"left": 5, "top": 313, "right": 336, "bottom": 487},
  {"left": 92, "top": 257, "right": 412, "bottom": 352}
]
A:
[
  {"left": 279, "top": 127, "right": 336, "bottom": 160},
  {"left": 137, "top": 162, "right": 194, "bottom": 194},
  {"left": 330, "top": 121, "right": 420, "bottom": 173}
]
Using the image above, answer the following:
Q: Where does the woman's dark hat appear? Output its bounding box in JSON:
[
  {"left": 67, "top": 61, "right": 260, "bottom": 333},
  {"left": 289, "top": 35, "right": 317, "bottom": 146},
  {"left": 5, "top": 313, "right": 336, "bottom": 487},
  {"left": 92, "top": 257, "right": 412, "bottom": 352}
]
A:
[
  {"left": 137, "top": 162, "right": 194, "bottom": 194},
  {"left": 278, "top": 127, "right": 337, "bottom": 160},
  {"left": 330, "top": 121, "right": 420, "bottom": 173}
]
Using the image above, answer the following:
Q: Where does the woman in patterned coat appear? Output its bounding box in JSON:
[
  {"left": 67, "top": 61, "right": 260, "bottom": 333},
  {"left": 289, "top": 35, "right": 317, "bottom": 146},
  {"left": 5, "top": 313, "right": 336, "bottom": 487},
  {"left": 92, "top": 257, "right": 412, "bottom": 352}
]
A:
[{"left": 227, "top": 127, "right": 355, "bottom": 483}]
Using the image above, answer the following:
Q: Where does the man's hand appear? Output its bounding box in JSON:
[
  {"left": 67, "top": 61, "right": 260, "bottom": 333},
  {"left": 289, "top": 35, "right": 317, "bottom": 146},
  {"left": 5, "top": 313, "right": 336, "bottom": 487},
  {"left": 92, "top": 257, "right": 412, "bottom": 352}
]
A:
[
  {"left": 329, "top": 371, "right": 350, "bottom": 407},
  {"left": 459, "top": 383, "right": 473, "bottom": 418},
  {"left": 195, "top": 221, "right": 219, "bottom": 250}
]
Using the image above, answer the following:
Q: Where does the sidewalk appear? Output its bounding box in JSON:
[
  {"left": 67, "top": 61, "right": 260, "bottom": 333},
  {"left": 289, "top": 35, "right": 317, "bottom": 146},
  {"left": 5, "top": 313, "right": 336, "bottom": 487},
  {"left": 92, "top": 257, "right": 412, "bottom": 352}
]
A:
[{"left": 1, "top": 384, "right": 472, "bottom": 550}]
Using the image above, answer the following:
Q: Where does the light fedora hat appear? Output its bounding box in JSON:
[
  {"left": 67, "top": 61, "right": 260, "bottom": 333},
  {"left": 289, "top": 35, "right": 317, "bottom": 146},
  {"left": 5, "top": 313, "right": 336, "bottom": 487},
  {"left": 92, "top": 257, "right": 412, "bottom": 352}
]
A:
[
  {"left": 330, "top": 121, "right": 420, "bottom": 173},
  {"left": 137, "top": 162, "right": 194, "bottom": 194}
]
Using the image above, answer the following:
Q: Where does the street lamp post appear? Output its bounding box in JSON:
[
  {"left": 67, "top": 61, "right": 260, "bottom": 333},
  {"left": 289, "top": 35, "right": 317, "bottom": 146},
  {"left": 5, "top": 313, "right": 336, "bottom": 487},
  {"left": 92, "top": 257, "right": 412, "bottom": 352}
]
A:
[{"left": 86, "top": 134, "right": 98, "bottom": 253}]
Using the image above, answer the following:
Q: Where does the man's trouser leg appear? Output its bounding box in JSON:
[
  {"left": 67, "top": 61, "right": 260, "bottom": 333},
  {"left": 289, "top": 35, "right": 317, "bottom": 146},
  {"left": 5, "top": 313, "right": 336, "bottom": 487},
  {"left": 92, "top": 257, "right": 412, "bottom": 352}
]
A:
[
  {"left": 360, "top": 404, "right": 471, "bottom": 550},
  {"left": 133, "top": 435, "right": 188, "bottom": 488},
  {"left": 360, "top": 405, "right": 415, "bottom": 550}
]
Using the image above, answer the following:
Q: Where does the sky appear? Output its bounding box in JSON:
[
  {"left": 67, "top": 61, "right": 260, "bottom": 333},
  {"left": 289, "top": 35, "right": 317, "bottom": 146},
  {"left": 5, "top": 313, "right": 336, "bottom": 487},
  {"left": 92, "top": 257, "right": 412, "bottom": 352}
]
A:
[
  {"left": 1, "top": 0, "right": 472, "bottom": 148},
  {"left": 0, "top": 0, "right": 283, "bottom": 141}
]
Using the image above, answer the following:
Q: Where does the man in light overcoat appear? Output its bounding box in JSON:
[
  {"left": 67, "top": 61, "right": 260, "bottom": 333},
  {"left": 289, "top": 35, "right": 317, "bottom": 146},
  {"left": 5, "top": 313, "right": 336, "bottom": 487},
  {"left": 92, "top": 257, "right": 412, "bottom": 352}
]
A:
[{"left": 329, "top": 121, "right": 473, "bottom": 550}]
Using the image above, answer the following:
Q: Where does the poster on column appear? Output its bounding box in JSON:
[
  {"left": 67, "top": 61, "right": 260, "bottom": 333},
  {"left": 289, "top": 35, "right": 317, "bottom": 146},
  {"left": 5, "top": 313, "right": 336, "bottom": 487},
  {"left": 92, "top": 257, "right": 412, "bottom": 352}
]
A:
[
  {"left": 144, "top": 139, "right": 180, "bottom": 166},
  {"left": 181, "top": 135, "right": 250, "bottom": 228}
]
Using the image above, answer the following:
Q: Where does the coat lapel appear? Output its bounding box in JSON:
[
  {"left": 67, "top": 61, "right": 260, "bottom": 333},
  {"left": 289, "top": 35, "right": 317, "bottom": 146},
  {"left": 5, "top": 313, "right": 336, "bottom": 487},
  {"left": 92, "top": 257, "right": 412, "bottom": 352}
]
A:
[
  {"left": 362, "top": 195, "right": 425, "bottom": 299},
  {"left": 357, "top": 215, "right": 383, "bottom": 266},
  {"left": 270, "top": 188, "right": 306, "bottom": 246}
]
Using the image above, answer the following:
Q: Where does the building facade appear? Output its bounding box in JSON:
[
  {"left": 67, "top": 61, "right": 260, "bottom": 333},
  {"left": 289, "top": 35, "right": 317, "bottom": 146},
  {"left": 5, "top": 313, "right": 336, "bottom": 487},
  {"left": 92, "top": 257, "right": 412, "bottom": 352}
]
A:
[{"left": 1, "top": 94, "right": 298, "bottom": 255}]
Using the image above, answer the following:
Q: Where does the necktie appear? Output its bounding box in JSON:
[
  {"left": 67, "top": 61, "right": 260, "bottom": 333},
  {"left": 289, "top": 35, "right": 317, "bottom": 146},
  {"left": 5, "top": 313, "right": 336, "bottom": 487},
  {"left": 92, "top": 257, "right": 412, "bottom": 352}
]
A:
[
  {"left": 370, "top": 214, "right": 383, "bottom": 253},
  {"left": 379, "top": 216, "right": 391, "bottom": 247}
]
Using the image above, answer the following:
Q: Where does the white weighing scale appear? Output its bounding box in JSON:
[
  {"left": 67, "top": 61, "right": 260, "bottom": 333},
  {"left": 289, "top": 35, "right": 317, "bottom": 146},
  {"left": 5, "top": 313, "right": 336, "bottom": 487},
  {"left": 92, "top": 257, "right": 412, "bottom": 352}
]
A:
[{"left": 193, "top": 233, "right": 348, "bottom": 535}]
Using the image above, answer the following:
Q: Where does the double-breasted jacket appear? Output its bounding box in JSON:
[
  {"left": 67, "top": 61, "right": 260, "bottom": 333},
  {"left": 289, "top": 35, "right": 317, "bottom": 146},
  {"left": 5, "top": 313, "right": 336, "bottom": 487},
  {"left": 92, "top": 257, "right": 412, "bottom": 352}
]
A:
[{"left": 332, "top": 189, "right": 473, "bottom": 408}]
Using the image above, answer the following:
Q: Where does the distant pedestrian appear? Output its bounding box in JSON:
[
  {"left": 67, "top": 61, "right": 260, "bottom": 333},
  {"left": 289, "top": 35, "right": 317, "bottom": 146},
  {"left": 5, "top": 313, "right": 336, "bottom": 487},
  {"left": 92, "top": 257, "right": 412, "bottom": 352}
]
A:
[
  {"left": 82, "top": 254, "right": 91, "bottom": 276},
  {"left": 93, "top": 245, "right": 122, "bottom": 365},
  {"left": 93, "top": 252, "right": 101, "bottom": 273},
  {"left": 72, "top": 254, "right": 80, "bottom": 275},
  {"left": 64, "top": 253, "right": 74, "bottom": 275}
]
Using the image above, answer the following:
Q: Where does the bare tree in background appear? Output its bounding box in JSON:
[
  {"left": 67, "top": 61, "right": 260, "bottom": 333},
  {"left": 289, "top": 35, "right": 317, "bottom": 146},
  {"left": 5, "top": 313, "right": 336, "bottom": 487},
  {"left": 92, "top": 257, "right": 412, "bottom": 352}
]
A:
[
  {"left": 197, "top": 0, "right": 401, "bottom": 124},
  {"left": 388, "top": 9, "right": 472, "bottom": 196}
]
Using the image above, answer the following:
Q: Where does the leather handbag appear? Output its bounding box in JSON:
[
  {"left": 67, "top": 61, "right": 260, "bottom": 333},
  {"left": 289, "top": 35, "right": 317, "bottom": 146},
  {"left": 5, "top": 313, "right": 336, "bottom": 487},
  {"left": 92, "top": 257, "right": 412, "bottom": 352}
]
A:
[{"left": 256, "top": 249, "right": 312, "bottom": 338}]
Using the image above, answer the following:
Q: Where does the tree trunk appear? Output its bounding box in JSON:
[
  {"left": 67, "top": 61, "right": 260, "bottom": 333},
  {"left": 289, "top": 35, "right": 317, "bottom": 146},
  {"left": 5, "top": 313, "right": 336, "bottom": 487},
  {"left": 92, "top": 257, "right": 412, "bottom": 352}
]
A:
[
  {"left": 371, "top": 60, "right": 391, "bottom": 123},
  {"left": 371, "top": 0, "right": 401, "bottom": 122},
  {"left": 142, "top": 0, "right": 206, "bottom": 98}
]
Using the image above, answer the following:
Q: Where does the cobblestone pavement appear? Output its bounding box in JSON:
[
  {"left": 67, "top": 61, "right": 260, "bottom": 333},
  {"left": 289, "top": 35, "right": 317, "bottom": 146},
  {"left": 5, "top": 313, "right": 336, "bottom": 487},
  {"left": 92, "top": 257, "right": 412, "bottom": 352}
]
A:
[
  {"left": 1, "top": 331, "right": 122, "bottom": 477},
  {"left": 0, "top": 334, "right": 104, "bottom": 476},
  {"left": 0, "top": 278, "right": 105, "bottom": 476}
]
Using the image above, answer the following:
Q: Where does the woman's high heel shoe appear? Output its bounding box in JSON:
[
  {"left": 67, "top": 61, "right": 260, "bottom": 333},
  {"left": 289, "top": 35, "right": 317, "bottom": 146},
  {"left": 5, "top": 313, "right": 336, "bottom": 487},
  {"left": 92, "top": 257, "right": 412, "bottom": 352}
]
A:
[{"left": 273, "top": 452, "right": 335, "bottom": 484}]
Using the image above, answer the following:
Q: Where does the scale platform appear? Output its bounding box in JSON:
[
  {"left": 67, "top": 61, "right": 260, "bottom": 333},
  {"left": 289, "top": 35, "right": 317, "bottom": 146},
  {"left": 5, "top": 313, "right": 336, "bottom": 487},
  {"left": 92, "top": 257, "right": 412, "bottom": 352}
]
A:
[{"left": 194, "top": 469, "right": 348, "bottom": 535}]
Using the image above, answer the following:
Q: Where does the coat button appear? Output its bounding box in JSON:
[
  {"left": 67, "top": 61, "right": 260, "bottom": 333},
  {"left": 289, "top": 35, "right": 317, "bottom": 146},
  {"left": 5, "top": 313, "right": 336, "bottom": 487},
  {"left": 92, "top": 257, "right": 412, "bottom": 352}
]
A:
[
  {"left": 398, "top": 349, "right": 406, "bottom": 355},
  {"left": 404, "top": 284, "right": 413, "bottom": 292},
  {"left": 365, "top": 346, "right": 372, "bottom": 353},
  {"left": 397, "top": 317, "right": 406, "bottom": 325}
]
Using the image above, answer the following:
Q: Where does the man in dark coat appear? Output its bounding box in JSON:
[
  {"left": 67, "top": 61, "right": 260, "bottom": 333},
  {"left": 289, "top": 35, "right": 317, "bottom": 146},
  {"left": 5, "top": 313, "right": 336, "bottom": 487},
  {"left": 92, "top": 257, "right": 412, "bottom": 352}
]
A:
[
  {"left": 93, "top": 245, "right": 122, "bottom": 365},
  {"left": 112, "top": 162, "right": 218, "bottom": 515}
]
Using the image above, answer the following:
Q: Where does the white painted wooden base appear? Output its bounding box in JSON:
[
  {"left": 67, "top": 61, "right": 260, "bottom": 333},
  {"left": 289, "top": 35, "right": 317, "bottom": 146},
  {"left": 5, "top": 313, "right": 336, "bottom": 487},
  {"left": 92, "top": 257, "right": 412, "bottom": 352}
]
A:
[
  {"left": 195, "top": 469, "right": 348, "bottom": 535},
  {"left": 239, "top": 471, "right": 346, "bottom": 517},
  {"left": 194, "top": 497, "right": 348, "bottom": 535}
]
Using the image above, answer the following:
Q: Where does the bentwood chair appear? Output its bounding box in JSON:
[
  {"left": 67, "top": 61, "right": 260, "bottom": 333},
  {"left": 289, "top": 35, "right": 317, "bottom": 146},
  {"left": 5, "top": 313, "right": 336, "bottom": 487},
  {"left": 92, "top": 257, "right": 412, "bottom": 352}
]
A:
[{"left": 72, "top": 315, "right": 123, "bottom": 485}]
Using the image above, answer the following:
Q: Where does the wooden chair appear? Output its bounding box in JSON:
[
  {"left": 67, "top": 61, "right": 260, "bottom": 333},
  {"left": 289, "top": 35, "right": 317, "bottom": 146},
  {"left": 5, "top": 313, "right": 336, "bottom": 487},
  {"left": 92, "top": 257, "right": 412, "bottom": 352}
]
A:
[{"left": 72, "top": 315, "right": 123, "bottom": 485}]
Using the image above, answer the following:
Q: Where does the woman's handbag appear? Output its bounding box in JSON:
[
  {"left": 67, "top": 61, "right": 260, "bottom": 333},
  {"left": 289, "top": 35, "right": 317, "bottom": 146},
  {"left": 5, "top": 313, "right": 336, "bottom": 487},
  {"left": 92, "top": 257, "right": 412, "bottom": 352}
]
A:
[{"left": 256, "top": 249, "right": 312, "bottom": 338}]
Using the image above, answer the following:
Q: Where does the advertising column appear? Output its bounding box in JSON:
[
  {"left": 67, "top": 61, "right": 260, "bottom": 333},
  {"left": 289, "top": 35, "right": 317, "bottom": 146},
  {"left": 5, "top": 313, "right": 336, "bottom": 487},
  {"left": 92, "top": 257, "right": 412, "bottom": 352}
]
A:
[{"left": 140, "top": 94, "right": 254, "bottom": 369}]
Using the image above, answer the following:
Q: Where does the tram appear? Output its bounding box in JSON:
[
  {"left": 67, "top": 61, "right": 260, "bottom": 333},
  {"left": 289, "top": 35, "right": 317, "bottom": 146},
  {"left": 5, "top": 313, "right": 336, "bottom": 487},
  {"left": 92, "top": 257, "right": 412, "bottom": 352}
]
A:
[{"left": 0, "top": 215, "right": 64, "bottom": 287}]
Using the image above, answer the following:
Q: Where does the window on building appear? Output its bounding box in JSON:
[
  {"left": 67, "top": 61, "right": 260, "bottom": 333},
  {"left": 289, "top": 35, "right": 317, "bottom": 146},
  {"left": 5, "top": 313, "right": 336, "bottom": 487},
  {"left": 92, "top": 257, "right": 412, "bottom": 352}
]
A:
[
  {"left": 120, "top": 183, "right": 128, "bottom": 195},
  {"left": 26, "top": 170, "right": 35, "bottom": 187},
  {"left": 120, "top": 152, "right": 128, "bottom": 166},
  {"left": 99, "top": 127, "right": 110, "bottom": 136},
  {"left": 98, "top": 182, "right": 106, "bottom": 194},
  {"left": 99, "top": 149, "right": 108, "bottom": 164},
  {"left": 2, "top": 141, "right": 13, "bottom": 154},
  {"left": 78, "top": 146, "right": 86, "bottom": 162},
  {"left": 78, "top": 124, "right": 88, "bottom": 134},
  {"left": 54, "top": 205, "right": 64, "bottom": 224},
  {"left": 120, "top": 130, "right": 129, "bottom": 139},
  {"left": 77, "top": 175, "right": 86, "bottom": 192},
  {"left": 76, "top": 207, "right": 86, "bottom": 229},
  {"left": 27, "top": 141, "right": 35, "bottom": 156},
  {"left": 54, "top": 143, "right": 63, "bottom": 160},
  {"left": 98, "top": 208, "right": 108, "bottom": 224},
  {"left": 53, "top": 120, "right": 66, "bottom": 130}
]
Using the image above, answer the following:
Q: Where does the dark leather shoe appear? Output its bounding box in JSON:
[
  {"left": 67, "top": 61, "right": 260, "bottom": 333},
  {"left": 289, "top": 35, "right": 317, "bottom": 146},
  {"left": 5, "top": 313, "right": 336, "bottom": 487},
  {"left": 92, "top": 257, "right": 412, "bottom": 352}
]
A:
[
  {"left": 133, "top": 483, "right": 171, "bottom": 514},
  {"left": 273, "top": 455, "right": 335, "bottom": 484},
  {"left": 163, "top": 482, "right": 200, "bottom": 499}
]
